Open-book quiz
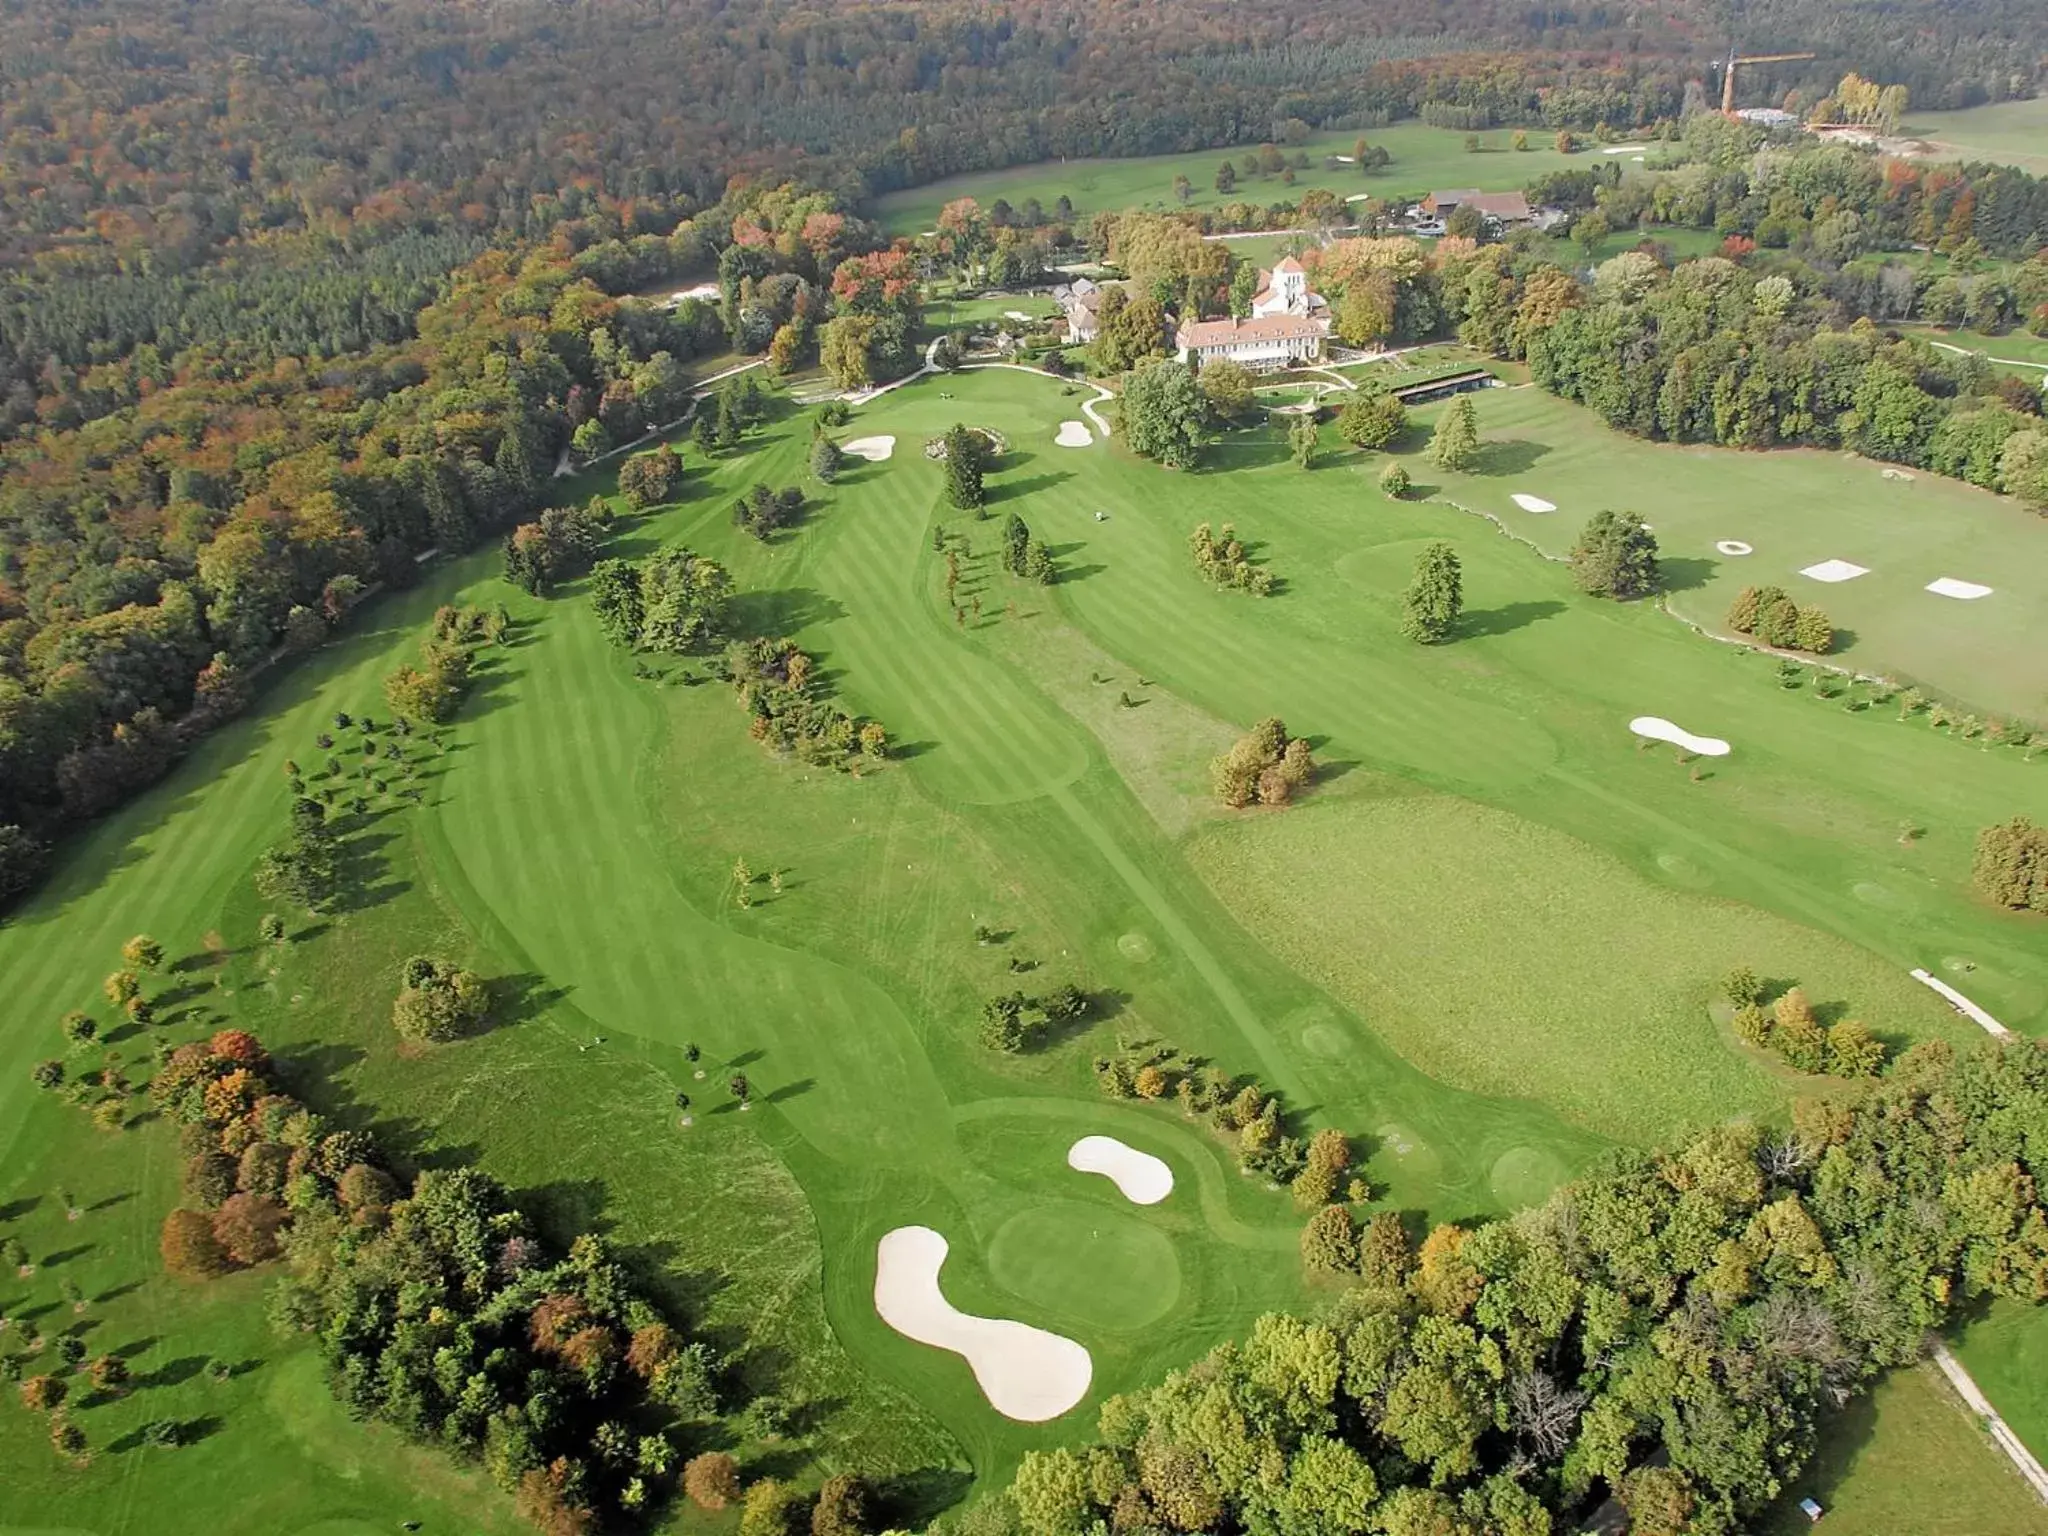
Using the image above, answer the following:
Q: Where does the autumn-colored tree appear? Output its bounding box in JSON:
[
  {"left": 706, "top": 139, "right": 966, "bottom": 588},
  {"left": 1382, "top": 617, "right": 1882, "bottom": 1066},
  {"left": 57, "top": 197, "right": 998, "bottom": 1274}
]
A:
[
  {"left": 1301, "top": 1205, "right": 1359, "bottom": 1274},
  {"left": 625, "top": 1322, "right": 679, "bottom": 1380},
  {"left": 211, "top": 1192, "right": 287, "bottom": 1265},
  {"left": 517, "top": 1457, "right": 597, "bottom": 1536},
  {"left": 160, "top": 1208, "right": 234, "bottom": 1278},
  {"left": 1134, "top": 1064, "right": 1168, "bottom": 1099},
  {"left": 684, "top": 1451, "right": 742, "bottom": 1511},
  {"left": 1411, "top": 1224, "right": 1483, "bottom": 1317},
  {"left": 19, "top": 1374, "right": 66, "bottom": 1412},
  {"left": 811, "top": 1471, "right": 869, "bottom": 1536}
]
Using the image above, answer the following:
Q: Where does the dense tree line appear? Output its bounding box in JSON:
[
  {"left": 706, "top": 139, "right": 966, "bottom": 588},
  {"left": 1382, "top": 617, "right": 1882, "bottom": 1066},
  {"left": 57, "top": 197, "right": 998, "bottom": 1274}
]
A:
[
  {"left": 143, "top": 1028, "right": 725, "bottom": 1530},
  {"left": 983, "top": 1038, "right": 2048, "bottom": 1536}
]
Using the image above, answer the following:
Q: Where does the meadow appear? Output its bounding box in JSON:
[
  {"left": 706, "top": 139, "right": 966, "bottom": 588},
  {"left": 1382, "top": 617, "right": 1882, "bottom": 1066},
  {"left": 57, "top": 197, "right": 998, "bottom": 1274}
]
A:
[
  {"left": 1906, "top": 96, "right": 2048, "bottom": 175},
  {"left": 869, "top": 122, "right": 1603, "bottom": 234},
  {"left": 1, "top": 360, "right": 2044, "bottom": 1533}
]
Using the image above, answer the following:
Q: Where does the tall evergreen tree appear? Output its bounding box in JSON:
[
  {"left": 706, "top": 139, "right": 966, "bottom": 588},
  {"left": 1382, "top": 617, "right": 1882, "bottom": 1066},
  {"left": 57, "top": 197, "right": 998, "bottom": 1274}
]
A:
[
  {"left": 941, "top": 424, "right": 986, "bottom": 512},
  {"left": 1401, "top": 542, "right": 1463, "bottom": 643},
  {"left": 1568, "top": 509, "right": 1661, "bottom": 599},
  {"left": 1428, "top": 394, "right": 1480, "bottom": 471}
]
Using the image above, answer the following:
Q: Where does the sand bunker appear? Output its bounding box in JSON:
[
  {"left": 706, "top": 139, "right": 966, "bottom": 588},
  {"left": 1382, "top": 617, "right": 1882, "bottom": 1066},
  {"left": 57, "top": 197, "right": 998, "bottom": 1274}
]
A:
[
  {"left": 1067, "top": 1136, "right": 1174, "bottom": 1205},
  {"left": 1004, "top": 310, "right": 1034, "bottom": 323},
  {"left": 1630, "top": 716, "right": 1731, "bottom": 757},
  {"left": 1715, "top": 539, "right": 1754, "bottom": 556},
  {"left": 1510, "top": 493, "right": 1556, "bottom": 513},
  {"left": 1055, "top": 420, "right": 1094, "bottom": 448},
  {"left": 1602, "top": 144, "right": 1651, "bottom": 154},
  {"left": 1926, "top": 577, "right": 1992, "bottom": 600},
  {"left": 874, "top": 1227, "right": 1091, "bottom": 1421},
  {"left": 843, "top": 436, "right": 896, "bottom": 462},
  {"left": 1800, "top": 559, "right": 1868, "bottom": 583}
]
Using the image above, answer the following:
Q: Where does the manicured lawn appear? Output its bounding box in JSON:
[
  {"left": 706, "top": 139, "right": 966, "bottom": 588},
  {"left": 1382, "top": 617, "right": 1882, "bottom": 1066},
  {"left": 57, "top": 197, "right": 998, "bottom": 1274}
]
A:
[
  {"left": 870, "top": 123, "right": 1597, "bottom": 235},
  {"left": 1, "top": 360, "right": 2042, "bottom": 1533},
  {"left": 1906, "top": 97, "right": 2048, "bottom": 175},
  {"left": 1402, "top": 378, "right": 2048, "bottom": 720}
]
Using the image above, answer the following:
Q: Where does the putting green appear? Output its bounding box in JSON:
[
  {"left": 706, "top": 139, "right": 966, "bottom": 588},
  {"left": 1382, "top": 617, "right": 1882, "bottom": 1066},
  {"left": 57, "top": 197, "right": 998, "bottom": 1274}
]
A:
[
  {"left": 985, "top": 1204, "right": 1181, "bottom": 1332},
  {"left": 1489, "top": 1145, "right": 1572, "bottom": 1208}
]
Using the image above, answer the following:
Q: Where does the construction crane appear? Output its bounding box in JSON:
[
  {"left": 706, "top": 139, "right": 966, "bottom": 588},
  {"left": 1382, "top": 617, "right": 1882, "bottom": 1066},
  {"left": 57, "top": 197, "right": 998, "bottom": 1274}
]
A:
[{"left": 1720, "top": 46, "right": 1818, "bottom": 115}]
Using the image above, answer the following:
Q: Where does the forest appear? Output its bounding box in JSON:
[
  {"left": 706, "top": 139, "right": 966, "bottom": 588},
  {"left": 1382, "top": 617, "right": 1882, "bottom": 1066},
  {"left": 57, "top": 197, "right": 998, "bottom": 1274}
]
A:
[{"left": 980, "top": 1039, "right": 2048, "bottom": 1536}]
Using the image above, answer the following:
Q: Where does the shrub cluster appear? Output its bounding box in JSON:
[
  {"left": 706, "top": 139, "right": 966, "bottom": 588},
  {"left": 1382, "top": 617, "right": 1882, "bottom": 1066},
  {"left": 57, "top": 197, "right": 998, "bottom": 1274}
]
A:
[
  {"left": 731, "top": 483, "right": 805, "bottom": 541},
  {"left": 1724, "top": 969, "right": 1887, "bottom": 1078},
  {"left": 978, "top": 984, "right": 1090, "bottom": 1052},
  {"left": 617, "top": 443, "right": 684, "bottom": 510},
  {"left": 1726, "top": 585, "right": 1834, "bottom": 654},
  {"left": 1210, "top": 716, "right": 1315, "bottom": 808},
  {"left": 391, "top": 954, "right": 491, "bottom": 1042},
  {"left": 150, "top": 1029, "right": 722, "bottom": 1532},
  {"left": 722, "top": 637, "right": 887, "bottom": 770},
  {"left": 999, "top": 512, "right": 1057, "bottom": 584},
  {"left": 998, "top": 1040, "right": 2048, "bottom": 1536},
  {"left": 504, "top": 500, "right": 609, "bottom": 594},
  {"left": 1188, "top": 521, "right": 1274, "bottom": 596},
  {"left": 1973, "top": 816, "right": 2048, "bottom": 913},
  {"left": 590, "top": 546, "right": 733, "bottom": 655}
]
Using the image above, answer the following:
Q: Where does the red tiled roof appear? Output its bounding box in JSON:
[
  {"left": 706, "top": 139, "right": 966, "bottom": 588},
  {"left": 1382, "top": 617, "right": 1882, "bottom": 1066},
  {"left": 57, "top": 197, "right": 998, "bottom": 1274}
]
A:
[{"left": 1177, "top": 315, "right": 1326, "bottom": 347}]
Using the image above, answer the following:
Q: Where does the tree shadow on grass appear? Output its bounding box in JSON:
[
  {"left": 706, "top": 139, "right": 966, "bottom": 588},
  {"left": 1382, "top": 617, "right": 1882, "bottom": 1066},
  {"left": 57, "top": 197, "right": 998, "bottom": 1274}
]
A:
[
  {"left": 1659, "top": 556, "right": 1716, "bottom": 594},
  {"left": 1474, "top": 438, "right": 1551, "bottom": 476},
  {"left": 988, "top": 470, "right": 1076, "bottom": 503},
  {"left": 137, "top": 1355, "right": 210, "bottom": 1391},
  {"left": 493, "top": 973, "right": 572, "bottom": 1033},
  {"left": 1461, "top": 599, "right": 1566, "bottom": 637},
  {"left": 877, "top": 1467, "right": 976, "bottom": 1529},
  {"left": 727, "top": 586, "right": 849, "bottom": 638}
]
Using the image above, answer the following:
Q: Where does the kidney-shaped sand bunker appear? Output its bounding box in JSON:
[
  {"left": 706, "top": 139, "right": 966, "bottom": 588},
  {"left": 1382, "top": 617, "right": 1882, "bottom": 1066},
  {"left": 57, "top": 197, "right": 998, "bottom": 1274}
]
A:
[
  {"left": 1067, "top": 1135, "right": 1174, "bottom": 1204},
  {"left": 873, "top": 1226, "right": 1092, "bottom": 1421}
]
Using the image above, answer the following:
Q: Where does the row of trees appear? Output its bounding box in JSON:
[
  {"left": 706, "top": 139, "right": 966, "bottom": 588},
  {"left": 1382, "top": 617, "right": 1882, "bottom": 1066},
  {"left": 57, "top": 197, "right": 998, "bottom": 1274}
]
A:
[
  {"left": 978, "top": 985, "right": 1092, "bottom": 1053},
  {"left": 721, "top": 637, "right": 888, "bottom": 771},
  {"left": 993, "top": 1037, "right": 2048, "bottom": 1536}
]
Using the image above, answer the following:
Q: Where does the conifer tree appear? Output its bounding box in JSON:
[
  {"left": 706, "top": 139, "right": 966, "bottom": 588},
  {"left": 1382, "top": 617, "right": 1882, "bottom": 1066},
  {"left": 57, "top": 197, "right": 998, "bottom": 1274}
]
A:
[
  {"left": 1428, "top": 395, "right": 1479, "bottom": 471},
  {"left": 1401, "top": 541, "right": 1463, "bottom": 643}
]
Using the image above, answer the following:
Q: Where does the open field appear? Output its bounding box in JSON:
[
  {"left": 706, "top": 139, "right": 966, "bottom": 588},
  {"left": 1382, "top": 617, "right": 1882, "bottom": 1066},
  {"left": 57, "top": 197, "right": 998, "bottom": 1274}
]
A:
[
  {"left": 869, "top": 123, "right": 1592, "bottom": 235},
  {"left": 1906, "top": 97, "right": 2048, "bottom": 175},
  {"left": 1396, "top": 378, "right": 2048, "bottom": 720},
  {"left": 2, "top": 362, "right": 2044, "bottom": 1531},
  {"left": 1763, "top": 1363, "right": 2048, "bottom": 1536}
]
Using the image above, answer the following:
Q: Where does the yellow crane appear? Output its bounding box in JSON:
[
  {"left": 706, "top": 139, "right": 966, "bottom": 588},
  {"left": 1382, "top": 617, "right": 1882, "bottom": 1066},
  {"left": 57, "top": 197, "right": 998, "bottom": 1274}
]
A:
[{"left": 1720, "top": 48, "right": 1818, "bottom": 115}]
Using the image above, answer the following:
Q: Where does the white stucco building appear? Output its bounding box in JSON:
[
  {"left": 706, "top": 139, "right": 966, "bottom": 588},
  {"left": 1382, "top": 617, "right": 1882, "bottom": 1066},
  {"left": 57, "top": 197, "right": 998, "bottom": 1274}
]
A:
[{"left": 1176, "top": 255, "right": 1330, "bottom": 369}]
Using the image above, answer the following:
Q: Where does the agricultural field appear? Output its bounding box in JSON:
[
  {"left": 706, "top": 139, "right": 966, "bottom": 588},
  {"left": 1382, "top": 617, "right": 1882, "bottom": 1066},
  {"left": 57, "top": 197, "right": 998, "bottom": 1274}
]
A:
[
  {"left": 2, "top": 361, "right": 2044, "bottom": 1533},
  {"left": 869, "top": 122, "right": 1606, "bottom": 235},
  {"left": 1905, "top": 97, "right": 2048, "bottom": 176}
]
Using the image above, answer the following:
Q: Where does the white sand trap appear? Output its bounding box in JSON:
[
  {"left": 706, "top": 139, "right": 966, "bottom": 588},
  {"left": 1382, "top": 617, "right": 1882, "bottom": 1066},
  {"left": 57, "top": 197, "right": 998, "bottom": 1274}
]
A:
[
  {"left": 843, "top": 436, "right": 896, "bottom": 462},
  {"left": 1715, "top": 539, "right": 1754, "bottom": 556},
  {"left": 1630, "top": 716, "right": 1731, "bottom": 757},
  {"left": 1510, "top": 493, "right": 1556, "bottom": 513},
  {"left": 1055, "top": 420, "right": 1094, "bottom": 448},
  {"left": 1800, "top": 559, "right": 1868, "bottom": 583},
  {"left": 1333, "top": 154, "right": 1356, "bottom": 163},
  {"left": 1925, "top": 577, "right": 1992, "bottom": 600},
  {"left": 1067, "top": 1136, "right": 1174, "bottom": 1204},
  {"left": 874, "top": 1227, "right": 1091, "bottom": 1421},
  {"left": 1344, "top": 192, "right": 1373, "bottom": 204},
  {"left": 1004, "top": 310, "right": 1033, "bottom": 323},
  {"left": 1603, "top": 144, "right": 1651, "bottom": 154}
]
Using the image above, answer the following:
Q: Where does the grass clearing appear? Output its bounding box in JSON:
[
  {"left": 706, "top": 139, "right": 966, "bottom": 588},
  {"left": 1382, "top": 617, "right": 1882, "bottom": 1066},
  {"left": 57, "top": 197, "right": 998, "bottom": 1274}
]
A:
[
  {"left": 1905, "top": 98, "right": 2048, "bottom": 175},
  {"left": 870, "top": 123, "right": 1592, "bottom": 235}
]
